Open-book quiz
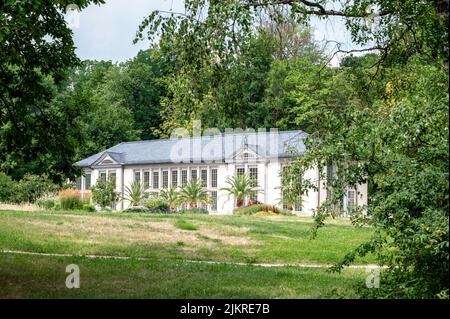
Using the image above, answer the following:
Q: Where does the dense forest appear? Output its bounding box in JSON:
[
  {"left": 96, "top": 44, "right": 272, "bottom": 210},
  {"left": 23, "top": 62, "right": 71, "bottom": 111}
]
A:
[{"left": 1, "top": 0, "right": 448, "bottom": 298}]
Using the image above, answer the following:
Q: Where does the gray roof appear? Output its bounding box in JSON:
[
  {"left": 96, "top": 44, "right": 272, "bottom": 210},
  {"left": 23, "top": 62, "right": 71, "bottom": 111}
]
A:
[{"left": 75, "top": 130, "right": 308, "bottom": 167}]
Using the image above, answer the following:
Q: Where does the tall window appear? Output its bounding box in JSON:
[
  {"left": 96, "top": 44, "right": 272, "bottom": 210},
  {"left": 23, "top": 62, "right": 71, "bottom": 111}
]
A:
[
  {"left": 236, "top": 167, "right": 245, "bottom": 176},
  {"left": 143, "top": 171, "right": 150, "bottom": 189},
  {"left": 181, "top": 169, "right": 188, "bottom": 186},
  {"left": 201, "top": 168, "right": 207, "bottom": 187},
  {"left": 152, "top": 171, "right": 159, "bottom": 189},
  {"left": 76, "top": 177, "right": 82, "bottom": 190},
  {"left": 109, "top": 171, "right": 116, "bottom": 188},
  {"left": 134, "top": 170, "right": 141, "bottom": 184},
  {"left": 249, "top": 166, "right": 258, "bottom": 187},
  {"left": 85, "top": 173, "right": 91, "bottom": 190},
  {"left": 171, "top": 169, "right": 178, "bottom": 187},
  {"left": 210, "top": 191, "right": 217, "bottom": 211},
  {"left": 347, "top": 189, "right": 356, "bottom": 211},
  {"left": 191, "top": 169, "right": 198, "bottom": 181},
  {"left": 326, "top": 164, "right": 334, "bottom": 200},
  {"left": 99, "top": 171, "right": 107, "bottom": 183},
  {"left": 210, "top": 168, "right": 217, "bottom": 188},
  {"left": 162, "top": 170, "right": 169, "bottom": 188}
]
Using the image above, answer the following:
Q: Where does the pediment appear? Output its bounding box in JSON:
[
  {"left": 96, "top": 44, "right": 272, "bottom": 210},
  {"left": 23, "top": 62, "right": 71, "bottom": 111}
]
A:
[{"left": 92, "top": 152, "right": 122, "bottom": 166}]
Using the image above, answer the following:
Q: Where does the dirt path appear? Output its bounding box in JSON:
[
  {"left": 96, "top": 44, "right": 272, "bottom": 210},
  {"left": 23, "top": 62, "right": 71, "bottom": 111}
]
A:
[{"left": 0, "top": 249, "right": 384, "bottom": 269}]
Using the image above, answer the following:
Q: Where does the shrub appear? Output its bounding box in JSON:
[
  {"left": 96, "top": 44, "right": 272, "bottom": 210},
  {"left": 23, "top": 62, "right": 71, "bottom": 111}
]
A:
[
  {"left": 1, "top": 173, "right": 59, "bottom": 203},
  {"left": 82, "top": 203, "right": 96, "bottom": 212},
  {"left": 35, "top": 198, "right": 56, "bottom": 210},
  {"left": 261, "top": 204, "right": 280, "bottom": 214},
  {"left": 178, "top": 208, "right": 208, "bottom": 214},
  {"left": 123, "top": 207, "right": 175, "bottom": 214},
  {"left": 59, "top": 189, "right": 83, "bottom": 210},
  {"left": 146, "top": 198, "right": 169, "bottom": 210},
  {"left": 0, "top": 173, "right": 15, "bottom": 202},
  {"left": 123, "top": 180, "right": 148, "bottom": 207},
  {"left": 91, "top": 179, "right": 119, "bottom": 209},
  {"left": 233, "top": 204, "right": 263, "bottom": 215}
]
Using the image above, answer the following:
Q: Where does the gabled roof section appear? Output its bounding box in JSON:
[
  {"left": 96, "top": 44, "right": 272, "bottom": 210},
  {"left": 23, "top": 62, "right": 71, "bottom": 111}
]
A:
[
  {"left": 91, "top": 151, "right": 124, "bottom": 166},
  {"left": 75, "top": 130, "right": 308, "bottom": 168}
]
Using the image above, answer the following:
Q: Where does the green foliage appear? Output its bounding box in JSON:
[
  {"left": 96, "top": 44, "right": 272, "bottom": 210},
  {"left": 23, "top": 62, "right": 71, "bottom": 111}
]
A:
[
  {"left": 0, "top": 173, "right": 15, "bottom": 202},
  {"left": 233, "top": 204, "right": 263, "bottom": 216},
  {"left": 91, "top": 179, "right": 119, "bottom": 209},
  {"left": 60, "top": 197, "right": 83, "bottom": 211},
  {"left": 146, "top": 197, "right": 169, "bottom": 210},
  {"left": 0, "top": 173, "right": 59, "bottom": 204},
  {"left": 159, "top": 187, "right": 180, "bottom": 210},
  {"left": 221, "top": 174, "right": 259, "bottom": 208},
  {"left": 178, "top": 180, "right": 209, "bottom": 208},
  {"left": 284, "top": 58, "right": 449, "bottom": 298},
  {"left": 35, "top": 198, "right": 56, "bottom": 210},
  {"left": 174, "top": 219, "right": 198, "bottom": 231},
  {"left": 123, "top": 180, "right": 148, "bottom": 207},
  {"left": 82, "top": 203, "right": 96, "bottom": 212},
  {"left": 0, "top": 0, "right": 104, "bottom": 183}
]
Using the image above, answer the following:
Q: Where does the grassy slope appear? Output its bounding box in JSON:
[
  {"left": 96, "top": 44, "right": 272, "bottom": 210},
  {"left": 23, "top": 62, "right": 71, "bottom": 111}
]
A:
[
  {"left": 0, "top": 254, "right": 367, "bottom": 298},
  {"left": 0, "top": 210, "right": 374, "bottom": 264},
  {"left": 0, "top": 209, "right": 374, "bottom": 298}
]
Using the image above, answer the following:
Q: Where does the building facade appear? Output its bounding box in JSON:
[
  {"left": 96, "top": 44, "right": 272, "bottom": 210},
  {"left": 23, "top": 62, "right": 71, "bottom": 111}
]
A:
[{"left": 75, "top": 130, "right": 367, "bottom": 215}]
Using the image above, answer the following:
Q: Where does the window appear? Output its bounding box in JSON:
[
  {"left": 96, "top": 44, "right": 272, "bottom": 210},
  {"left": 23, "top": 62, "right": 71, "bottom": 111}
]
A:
[
  {"left": 326, "top": 164, "right": 334, "bottom": 200},
  {"left": 99, "top": 171, "right": 107, "bottom": 183},
  {"left": 181, "top": 170, "right": 188, "bottom": 186},
  {"left": 191, "top": 169, "right": 198, "bottom": 181},
  {"left": 109, "top": 171, "right": 116, "bottom": 188},
  {"left": 347, "top": 189, "right": 356, "bottom": 211},
  {"left": 162, "top": 170, "right": 169, "bottom": 188},
  {"left": 134, "top": 170, "right": 141, "bottom": 184},
  {"left": 85, "top": 173, "right": 91, "bottom": 190},
  {"left": 201, "top": 168, "right": 207, "bottom": 187},
  {"left": 143, "top": 171, "right": 150, "bottom": 189},
  {"left": 236, "top": 167, "right": 245, "bottom": 176},
  {"left": 249, "top": 166, "right": 258, "bottom": 187},
  {"left": 210, "top": 168, "right": 217, "bottom": 188},
  {"left": 171, "top": 169, "right": 178, "bottom": 187},
  {"left": 152, "top": 171, "right": 159, "bottom": 189},
  {"left": 210, "top": 191, "right": 217, "bottom": 211},
  {"left": 76, "top": 177, "right": 82, "bottom": 190}
]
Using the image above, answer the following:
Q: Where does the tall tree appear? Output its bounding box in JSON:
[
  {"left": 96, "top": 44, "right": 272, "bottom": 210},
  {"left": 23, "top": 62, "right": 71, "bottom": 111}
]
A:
[{"left": 0, "top": 0, "right": 104, "bottom": 182}]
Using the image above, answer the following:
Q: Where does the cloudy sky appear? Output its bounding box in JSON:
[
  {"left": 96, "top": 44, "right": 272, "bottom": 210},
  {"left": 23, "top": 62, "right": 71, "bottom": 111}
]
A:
[{"left": 71, "top": 0, "right": 360, "bottom": 65}]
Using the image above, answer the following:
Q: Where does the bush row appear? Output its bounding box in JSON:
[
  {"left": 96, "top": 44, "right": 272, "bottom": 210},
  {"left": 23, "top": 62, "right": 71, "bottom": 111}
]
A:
[
  {"left": 233, "top": 203, "right": 293, "bottom": 216},
  {"left": 0, "top": 173, "right": 60, "bottom": 204}
]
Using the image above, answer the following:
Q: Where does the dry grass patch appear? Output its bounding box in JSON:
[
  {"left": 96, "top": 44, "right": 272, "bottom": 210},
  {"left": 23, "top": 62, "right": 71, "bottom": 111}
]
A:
[{"left": 6, "top": 214, "right": 257, "bottom": 248}]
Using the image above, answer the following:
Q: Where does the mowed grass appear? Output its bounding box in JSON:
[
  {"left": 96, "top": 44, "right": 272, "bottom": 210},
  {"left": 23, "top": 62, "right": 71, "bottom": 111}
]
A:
[
  {"left": 0, "top": 253, "right": 367, "bottom": 298},
  {"left": 0, "top": 210, "right": 374, "bottom": 264}
]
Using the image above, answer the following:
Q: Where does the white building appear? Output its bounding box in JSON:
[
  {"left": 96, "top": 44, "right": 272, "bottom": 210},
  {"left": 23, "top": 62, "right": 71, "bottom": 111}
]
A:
[{"left": 75, "top": 130, "right": 367, "bottom": 215}]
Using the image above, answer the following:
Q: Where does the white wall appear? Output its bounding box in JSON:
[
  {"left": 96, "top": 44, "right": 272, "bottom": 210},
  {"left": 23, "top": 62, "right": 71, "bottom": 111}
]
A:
[{"left": 85, "top": 160, "right": 368, "bottom": 215}]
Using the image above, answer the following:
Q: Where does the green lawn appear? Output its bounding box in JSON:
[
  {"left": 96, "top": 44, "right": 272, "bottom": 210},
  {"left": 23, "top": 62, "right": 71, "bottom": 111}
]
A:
[{"left": 0, "top": 209, "right": 375, "bottom": 298}]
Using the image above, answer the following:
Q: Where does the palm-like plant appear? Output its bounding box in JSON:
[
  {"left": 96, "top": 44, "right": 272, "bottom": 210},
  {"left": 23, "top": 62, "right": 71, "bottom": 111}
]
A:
[
  {"left": 179, "top": 180, "right": 209, "bottom": 208},
  {"left": 123, "top": 180, "right": 147, "bottom": 207},
  {"left": 159, "top": 187, "right": 180, "bottom": 210},
  {"left": 221, "top": 174, "right": 259, "bottom": 207}
]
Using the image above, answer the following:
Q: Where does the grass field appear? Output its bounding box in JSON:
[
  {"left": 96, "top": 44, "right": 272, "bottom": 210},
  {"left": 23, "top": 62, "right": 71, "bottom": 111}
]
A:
[{"left": 0, "top": 209, "right": 375, "bottom": 298}]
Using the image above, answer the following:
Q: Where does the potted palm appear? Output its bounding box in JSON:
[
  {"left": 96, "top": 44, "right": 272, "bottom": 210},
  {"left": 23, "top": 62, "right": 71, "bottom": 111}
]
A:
[
  {"left": 159, "top": 187, "right": 180, "bottom": 210},
  {"left": 123, "top": 180, "right": 148, "bottom": 208},
  {"left": 179, "top": 180, "right": 209, "bottom": 208},
  {"left": 221, "top": 174, "right": 259, "bottom": 208}
]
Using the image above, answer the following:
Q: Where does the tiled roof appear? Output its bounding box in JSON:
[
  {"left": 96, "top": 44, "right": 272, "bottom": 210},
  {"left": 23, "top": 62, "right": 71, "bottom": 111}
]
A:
[{"left": 75, "top": 130, "right": 308, "bottom": 167}]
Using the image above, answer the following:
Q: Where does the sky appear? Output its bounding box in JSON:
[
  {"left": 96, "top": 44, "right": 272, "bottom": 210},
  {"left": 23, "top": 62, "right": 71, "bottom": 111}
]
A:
[{"left": 70, "top": 0, "right": 362, "bottom": 66}]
